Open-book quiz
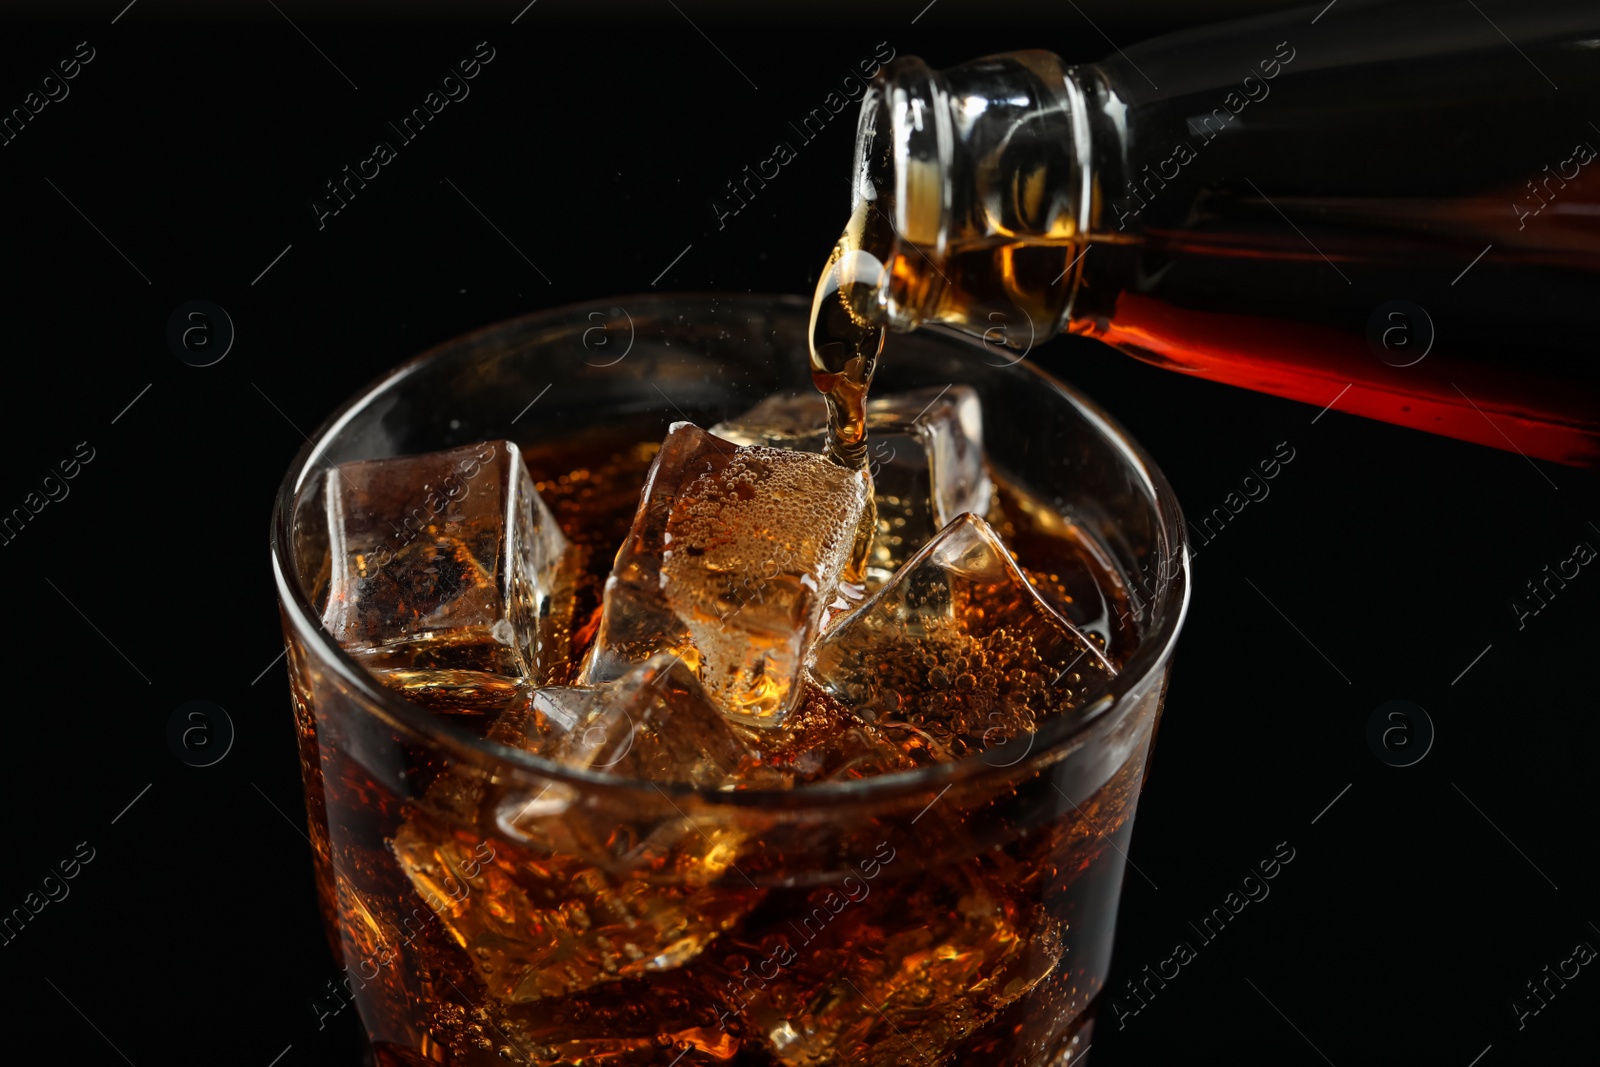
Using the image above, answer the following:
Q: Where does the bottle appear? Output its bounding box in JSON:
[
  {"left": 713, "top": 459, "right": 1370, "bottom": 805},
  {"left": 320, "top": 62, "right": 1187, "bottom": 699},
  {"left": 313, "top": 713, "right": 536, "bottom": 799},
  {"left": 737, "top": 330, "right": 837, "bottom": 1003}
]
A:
[{"left": 834, "top": 0, "right": 1600, "bottom": 465}]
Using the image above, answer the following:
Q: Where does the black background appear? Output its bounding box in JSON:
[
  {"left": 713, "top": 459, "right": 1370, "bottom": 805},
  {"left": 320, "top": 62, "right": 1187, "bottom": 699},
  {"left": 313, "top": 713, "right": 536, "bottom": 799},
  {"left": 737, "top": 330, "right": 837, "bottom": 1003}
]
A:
[{"left": 2, "top": 2, "right": 1595, "bottom": 1065}]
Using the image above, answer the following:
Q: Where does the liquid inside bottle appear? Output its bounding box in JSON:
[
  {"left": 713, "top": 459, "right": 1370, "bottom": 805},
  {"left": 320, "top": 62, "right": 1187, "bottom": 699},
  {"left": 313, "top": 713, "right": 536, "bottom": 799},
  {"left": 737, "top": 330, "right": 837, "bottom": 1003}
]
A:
[{"left": 834, "top": 5, "right": 1600, "bottom": 466}]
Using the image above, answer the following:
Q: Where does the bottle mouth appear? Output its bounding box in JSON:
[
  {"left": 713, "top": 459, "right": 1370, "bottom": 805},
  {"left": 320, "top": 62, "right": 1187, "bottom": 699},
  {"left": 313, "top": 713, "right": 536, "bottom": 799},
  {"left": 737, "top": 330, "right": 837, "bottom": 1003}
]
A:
[
  {"left": 850, "top": 56, "right": 952, "bottom": 332},
  {"left": 849, "top": 51, "right": 1093, "bottom": 344}
]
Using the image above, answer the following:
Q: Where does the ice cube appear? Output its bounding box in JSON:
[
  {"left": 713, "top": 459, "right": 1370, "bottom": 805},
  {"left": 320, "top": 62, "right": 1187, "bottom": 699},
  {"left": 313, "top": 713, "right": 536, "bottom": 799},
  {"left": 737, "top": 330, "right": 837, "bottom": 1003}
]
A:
[
  {"left": 586, "top": 422, "right": 870, "bottom": 725},
  {"left": 718, "top": 863, "right": 1062, "bottom": 1066},
  {"left": 322, "top": 441, "right": 575, "bottom": 685},
  {"left": 390, "top": 792, "right": 761, "bottom": 1004},
  {"left": 388, "top": 657, "right": 769, "bottom": 1006},
  {"left": 525, "top": 685, "right": 590, "bottom": 741},
  {"left": 710, "top": 392, "right": 831, "bottom": 451},
  {"left": 713, "top": 386, "right": 992, "bottom": 584},
  {"left": 810, "top": 513, "right": 1116, "bottom": 759},
  {"left": 458, "top": 684, "right": 590, "bottom": 757},
  {"left": 550, "top": 655, "right": 765, "bottom": 788}
]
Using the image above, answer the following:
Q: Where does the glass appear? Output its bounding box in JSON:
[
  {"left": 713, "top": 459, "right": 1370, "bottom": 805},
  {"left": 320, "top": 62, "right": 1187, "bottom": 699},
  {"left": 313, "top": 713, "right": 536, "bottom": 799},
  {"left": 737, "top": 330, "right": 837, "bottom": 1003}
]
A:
[
  {"left": 842, "top": 0, "right": 1600, "bottom": 464},
  {"left": 271, "top": 293, "right": 1189, "bottom": 1066}
]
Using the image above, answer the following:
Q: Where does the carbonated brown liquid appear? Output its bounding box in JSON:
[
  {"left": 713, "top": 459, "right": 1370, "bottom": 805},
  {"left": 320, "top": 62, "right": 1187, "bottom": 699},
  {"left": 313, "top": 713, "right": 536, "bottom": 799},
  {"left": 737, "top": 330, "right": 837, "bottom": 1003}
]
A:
[{"left": 295, "top": 420, "right": 1145, "bottom": 1067}]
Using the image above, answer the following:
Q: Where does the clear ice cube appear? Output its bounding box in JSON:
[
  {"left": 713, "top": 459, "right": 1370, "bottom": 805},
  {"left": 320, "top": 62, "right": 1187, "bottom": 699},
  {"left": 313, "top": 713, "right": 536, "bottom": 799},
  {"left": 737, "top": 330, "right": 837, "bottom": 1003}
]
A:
[
  {"left": 463, "top": 684, "right": 589, "bottom": 757},
  {"left": 390, "top": 787, "right": 761, "bottom": 1004},
  {"left": 526, "top": 686, "right": 590, "bottom": 741},
  {"left": 322, "top": 441, "right": 575, "bottom": 684},
  {"left": 388, "top": 663, "right": 767, "bottom": 1006},
  {"left": 710, "top": 392, "right": 831, "bottom": 451},
  {"left": 809, "top": 513, "right": 1116, "bottom": 760},
  {"left": 713, "top": 386, "right": 993, "bottom": 584},
  {"left": 550, "top": 655, "right": 765, "bottom": 788},
  {"left": 586, "top": 422, "right": 869, "bottom": 725}
]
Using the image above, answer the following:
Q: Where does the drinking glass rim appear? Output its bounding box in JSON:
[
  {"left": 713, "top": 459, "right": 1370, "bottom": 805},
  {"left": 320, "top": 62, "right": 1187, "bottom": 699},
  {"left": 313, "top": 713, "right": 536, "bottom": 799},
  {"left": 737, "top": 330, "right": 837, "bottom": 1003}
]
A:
[{"left": 270, "top": 292, "right": 1190, "bottom": 810}]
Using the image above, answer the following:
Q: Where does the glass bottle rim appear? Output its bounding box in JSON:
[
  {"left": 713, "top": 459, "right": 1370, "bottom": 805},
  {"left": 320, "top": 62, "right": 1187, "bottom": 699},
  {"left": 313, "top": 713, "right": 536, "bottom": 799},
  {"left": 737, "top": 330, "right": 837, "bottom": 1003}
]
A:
[{"left": 269, "top": 292, "right": 1190, "bottom": 811}]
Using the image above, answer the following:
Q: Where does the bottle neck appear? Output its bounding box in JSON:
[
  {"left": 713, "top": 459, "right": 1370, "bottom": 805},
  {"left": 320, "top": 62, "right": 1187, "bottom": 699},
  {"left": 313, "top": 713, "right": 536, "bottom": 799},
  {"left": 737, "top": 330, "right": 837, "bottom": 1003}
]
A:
[{"left": 848, "top": 51, "right": 1101, "bottom": 345}]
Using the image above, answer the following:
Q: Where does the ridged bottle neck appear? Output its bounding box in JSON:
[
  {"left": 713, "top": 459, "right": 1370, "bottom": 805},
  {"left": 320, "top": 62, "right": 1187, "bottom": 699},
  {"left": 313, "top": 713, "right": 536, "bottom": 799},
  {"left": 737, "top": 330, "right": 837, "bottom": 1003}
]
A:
[{"left": 847, "top": 51, "right": 1103, "bottom": 344}]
